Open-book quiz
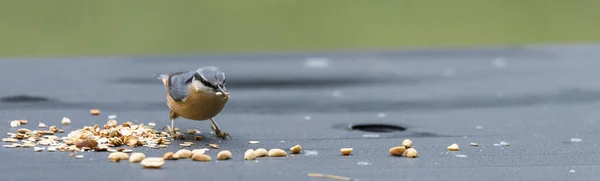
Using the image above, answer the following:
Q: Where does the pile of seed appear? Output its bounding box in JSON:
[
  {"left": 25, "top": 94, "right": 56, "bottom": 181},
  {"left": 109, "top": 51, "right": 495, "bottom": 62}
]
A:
[{"left": 3, "top": 117, "right": 175, "bottom": 153}]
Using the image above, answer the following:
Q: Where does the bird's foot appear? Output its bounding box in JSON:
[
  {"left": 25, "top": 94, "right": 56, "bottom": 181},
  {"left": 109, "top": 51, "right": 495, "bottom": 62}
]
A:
[{"left": 211, "top": 124, "right": 231, "bottom": 139}]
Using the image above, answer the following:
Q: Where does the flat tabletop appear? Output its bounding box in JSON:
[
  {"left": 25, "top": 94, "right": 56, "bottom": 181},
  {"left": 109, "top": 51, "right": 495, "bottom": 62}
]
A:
[{"left": 1, "top": 44, "right": 599, "bottom": 181}]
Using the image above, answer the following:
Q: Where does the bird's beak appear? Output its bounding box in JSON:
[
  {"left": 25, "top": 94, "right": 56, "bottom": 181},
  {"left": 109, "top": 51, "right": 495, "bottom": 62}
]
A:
[{"left": 216, "top": 85, "right": 229, "bottom": 97}]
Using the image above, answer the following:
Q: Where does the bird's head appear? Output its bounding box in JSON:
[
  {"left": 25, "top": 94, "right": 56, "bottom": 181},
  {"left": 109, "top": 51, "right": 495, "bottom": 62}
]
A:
[{"left": 192, "top": 66, "right": 228, "bottom": 97}]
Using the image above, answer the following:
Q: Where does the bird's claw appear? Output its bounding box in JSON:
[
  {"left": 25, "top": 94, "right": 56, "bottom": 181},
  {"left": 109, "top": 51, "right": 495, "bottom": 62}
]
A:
[{"left": 211, "top": 124, "right": 231, "bottom": 139}]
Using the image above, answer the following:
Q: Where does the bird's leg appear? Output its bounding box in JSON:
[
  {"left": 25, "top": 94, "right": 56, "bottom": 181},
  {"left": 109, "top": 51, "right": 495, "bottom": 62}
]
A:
[
  {"left": 210, "top": 118, "right": 231, "bottom": 139},
  {"left": 161, "top": 119, "right": 177, "bottom": 138}
]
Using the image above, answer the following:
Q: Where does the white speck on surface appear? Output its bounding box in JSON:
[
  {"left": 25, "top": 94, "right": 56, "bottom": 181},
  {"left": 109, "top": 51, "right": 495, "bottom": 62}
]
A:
[
  {"left": 304, "top": 116, "right": 312, "bottom": 120},
  {"left": 475, "top": 125, "right": 483, "bottom": 129},
  {"left": 305, "top": 150, "right": 319, "bottom": 156},
  {"left": 570, "top": 169, "right": 576, "bottom": 173},
  {"left": 148, "top": 122, "right": 156, "bottom": 127},
  {"left": 357, "top": 162, "right": 370, "bottom": 166},
  {"left": 442, "top": 69, "right": 455, "bottom": 77},
  {"left": 304, "top": 57, "right": 330, "bottom": 68},
  {"left": 255, "top": 160, "right": 260, "bottom": 163},
  {"left": 570, "top": 138, "right": 583, "bottom": 142},
  {"left": 332, "top": 90, "right": 342, "bottom": 97},
  {"left": 362, "top": 134, "right": 380, "bottom": 138},
  {"left": 108, "top": 115, "right": 117, "bottom": 119},
  {"left": 499, "top": 141, "right": 510, "bottom": 146},
  {"left": 493, "top": 57, "right": 506, "bottom": 68},
  {"left": 493, "top": 144, "right": 501, "bottom": 146},
  {"left": 377, "top": 113, "right": 386, "bottom": 118},
  {"left": 280, "top": 140, "right": 285, "bottom": 143},
  {"left": 456, "top": 154, "right": 468, "bottom": 158},
  {"left": 248, "top": 141, "right": 259, "bottom": 144},
  {"left": 10, "top": 120, "right": 20, "bottom": 128}
]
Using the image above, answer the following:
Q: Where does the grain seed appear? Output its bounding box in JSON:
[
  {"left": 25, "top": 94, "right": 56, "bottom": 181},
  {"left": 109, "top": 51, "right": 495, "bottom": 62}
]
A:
[
  {"left": 74, "top": 155, "right": 84, "bottom": 159},
  {"left": 244, "top": 149, "right": 256, "bottom": 160},
  {"left": 267, "top": 148, "right": 287, "bottom": 157},
  {"left": 38, "top": 122, "right": 46, "bottom": 128},
  {"left": 175, "top": 149, "right": 192, "bottom": 158},
  {"left": 340, "top": 148, "right": 353, "bottom": 155},
  {"left": 108, "top": 152, "right": 129, "bottom": 162},
  {"left": 406, "top": 148, "right": 418, "bottom": 158},
  {"left": 18, "top": 120, "right": 28, "bottom": 124},
  {"left": 447, "top": 143, "right": 459, "bottom": 151},
  {"left": 10, "top": 120, "right": 20, "bottom": 128},
  {"left": 33, "top": 147, "right": 44, "bottom": 152},
  {"left": 402, "top": 139, "right": 413, "bottom": 148},
  {"left": 61, "top": 117, "right": 71, "bottom": 125},
  {"left": 254, "top": 148, "right": 268, "bottom": 157},
  {"left": 192, "top": 149, "right": 206, "bottom": 155},
  {"left": 290, "top": 144, "right": 302, "bottom": 154},
  {"left": 122, "top": 149, "right": 133, "bottom": 153},
  {"left": 140, "top": 157, "right": 165, "bottom": 168},
  {"left": 217, "top": 150, "right": 232, "bottom": 160},
  {"left": 389, "top": 146, "right": 406, "bottom": 156},
  {"left": 192, "top": 154, "right": 211, "bottom": 162},
  {"left": 129, "top": 152, "right": 146, "bottom": 163},
  {"left": 470, "top": 143, "right": 479, "bottom": 146},
  {"left": 209, "top": 144, "right": 219, "bottom": 149},
  {"left": 249, "top": 141, "right": 259, "bottom": 144},
  {"left": 163, "top": 152, "right": 179, "bottom": 160},
  {"left": 90, "top": 109, "right": 101, "bottom": 115}
]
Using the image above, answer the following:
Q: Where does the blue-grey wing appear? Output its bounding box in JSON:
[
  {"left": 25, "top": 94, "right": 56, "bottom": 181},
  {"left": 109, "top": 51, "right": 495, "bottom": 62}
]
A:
[{"left": 168, "top": 71, "right": 196, "bottom": 101}]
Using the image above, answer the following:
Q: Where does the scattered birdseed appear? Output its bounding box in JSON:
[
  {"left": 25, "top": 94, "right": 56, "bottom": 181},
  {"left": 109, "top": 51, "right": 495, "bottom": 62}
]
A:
[
  {"left": 192, "top": 154, "right": 211, "bottom": 162},
  {"left": 147, "top": 122, "right": 156, "bottom": 127},
  {"left": 192, "top": 149, "right": 206, "bottom": 155},
  {"left": 406, "top": 148, "right": 418, "bottom": 158},
  {"left": 47, "top": 147, "right": 57, "bottom": 152},
  {"left": 499, "top": 141, "right": 510, "bottom": 146},
  {"left": 340, "top": 148, "right": 353, "bottom": 155},
  {"left": 304, "top": 150, "right": 319, "bottom": 156},
  {"left": 402, "top": 139, "right": 413, "bottom": 148},
  {"left": 90, "top": 109, "right": 101, "bottom": 115},
  {"left": 179, "top": 143, "right": 192, "bottom": 147},
  {"left": 456, "top": 154, "right": 468, "bottom": 158},
  {"left": 447, "top": 144, "right": 459, "bottom": 151},
  {"left": 290, "top": 144, "right": 302, "bottom": 154},
  {"left": 122, "top": 149, "right": 133, "bottom": 153},
  {"left": 362, "top": 134, "right": 380, "bottom": 138},
  {"left": 61, "top": 117, "right": 71, "bottom": 125},
  {"left": 389, "top": 146, "right": 406, "bottom": 156},
  {"left": 570, "top": 169, "right": 576, "bottom": 173},
  {"left": 248, "top": 141, "right": 259, "bottom": 144},
  {"left": 18, "top": 120, "right": 28, "bottom": 124},
  {"left": 129, "top": 152, "right": 146, "bottom": 163},
  {"left": 186, "top": 129, "right": 200, "bottom": 134},
  {"left": 163, "top": 152, "right": 178, "bottom": 160},
  {"left": 10, "top": 120, "right": 20, "bottom": 128},
  {"left": 470, "top": 143, "right": 479, "bottom": 146},
  {"left": 74, "top": 155, "right": 84, "bottom": 159},
  {"left": 209, "top": 144, "right": 219, "bottom": 149},
  {"left": 108, "top": 152, "right": 129, "bottom": 162},
  {"left": 244, "top": 149, "right": 256, "bottom": 160},
  {"left": 140, "top": 157, "right": 164, "bottom": 168},
  {"left": 307, "top": 173, "right": 352, "bottom": 181},
  {"left": 357, "top": 161, "right": 370, "bottom": 166},
  {"left": 3, "top": 144, "right": 17, "bottom": 148},
  {"left": 254, "top": 148, "right": 268, "bottom": 157},
  {"left": 38, "top": 122, "right": 46, "bottom": 128},
  {"left": 3, "top": 138, "right": 17, "bottom": 143},
  {"left": 108, "top": 115, "right": 117, "bottom": 119},
  {"left": 570, "top": 138, "right": 582, "bottom": 142},
  {"left": 217, "top": 150, "right": 232, "bottom": 160},
  {"left": 175, "top": 149, "right": 192, "bottom": 159},
  {"left": 267, "top": 148, "right": 287, "bottom": 157},
  {"left": 33, "top": 147, "right": 44, "bottom": 152}
]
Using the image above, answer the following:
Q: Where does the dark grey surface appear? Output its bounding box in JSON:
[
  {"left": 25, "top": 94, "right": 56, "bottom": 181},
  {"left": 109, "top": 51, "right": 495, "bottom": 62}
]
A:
[{"left": 1, "top": 44, "right": 599, "bottom": 181}]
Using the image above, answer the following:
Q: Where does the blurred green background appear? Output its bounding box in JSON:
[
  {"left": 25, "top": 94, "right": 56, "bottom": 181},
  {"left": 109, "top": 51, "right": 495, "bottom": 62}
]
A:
[{"left": 1, "top": 0, "right": 599, "bottom": 57}]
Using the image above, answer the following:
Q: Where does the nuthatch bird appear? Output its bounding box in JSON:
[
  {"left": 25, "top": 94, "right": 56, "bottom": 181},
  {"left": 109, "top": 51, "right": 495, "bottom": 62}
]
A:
[{"left": 157, "top": 66, "right": 230, "bottom": 139}]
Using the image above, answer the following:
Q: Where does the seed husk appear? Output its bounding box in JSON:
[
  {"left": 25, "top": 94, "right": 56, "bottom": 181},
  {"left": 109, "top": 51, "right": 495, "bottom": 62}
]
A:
[
  {"left": 122, "top": 149, "right": 133, "bottom": 153},
  {"left": 75, "top": 139, "right": 98, "bottom": 149},
  {"left": 90, "top": 109, "right": 101, "bottom": 115},
  {"left": 140, "top": 157, "right": 165, "bottom": 168},
  {"left": 406, "top": 148, "right": 418, "bottom": 158},
  {"left": 2, "top": 138, "right": 17, "bottom": 143},
  {"left": 129, "top": 152, "right": 146, "bottom": 163},
  {"left": 447, "top": 143, "right": 459, "bottom": 151},
  {"left": 61, "top": 117, "right": 71, "bottom": 125},
  {"left": 74, "top": 155, "right": 84, "bottom": 159},
  {"left": 244, "top": 149, "right": 256, "bottom": 160},
  {"left": 217, "top": 150, "right": 232, "bottom": 160},
  {"left": 108, "top": 152, "right": 129, "bottom": 162},
  {"left": 470, "top": 143, "right": 479, "bottom": 146},
  {"left": 33, "top": 147, "right": 44, "bottom": 152},
  {"left": 38, "top": 122, "right": 46, "bottom": 128},
  {"left": 340, "top": 148, "right": 353, "bottom": 155},
  {"left": 249, "top": 141, "right": 259, "bottom": 144},
  {"left": 267, "top": 148, "right": 287, "bottom": 157},
  {"left": 18, "top": 120, "right": 28, "bottom": 124},
  {"left": 17, "top": 128, "right": 31, "bottom": 134},
  {"left": 10, "top": 120, "right": 21, "bottom": 128},
  {"left": 209, "top": 144, "right": 219, "bottom": 149},
  {"left": 191, "top": 153, "right": 211, "bottom": 162},
  {"left": 175, "top": 149, "right": 192, "bottom": 159},
  {"left": 254, "top": 148, "right": 268, "bottom": 157},
  {"left": 290, "top": 144, "right": 302, "bottom": 154},
  {"left": 402, "top": 139, "right": 413, "bottom": 148},
  {"left": 192, "top": 149, "right": 206, "bottom": 155},
  {"left": 389, "top": 146, "right": 406, "bottom": 156}
]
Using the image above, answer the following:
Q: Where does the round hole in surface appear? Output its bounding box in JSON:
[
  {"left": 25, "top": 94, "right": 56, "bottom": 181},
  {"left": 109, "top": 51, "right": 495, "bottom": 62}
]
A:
[{"left": 349, "top": 124, "right": 406, "bottom": 132}]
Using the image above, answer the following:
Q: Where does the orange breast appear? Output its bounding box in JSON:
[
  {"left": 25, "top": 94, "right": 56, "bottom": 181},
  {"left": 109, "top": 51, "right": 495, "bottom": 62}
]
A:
[{"left": 165, "top": 85, "right": 229, "bottom": 121}]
